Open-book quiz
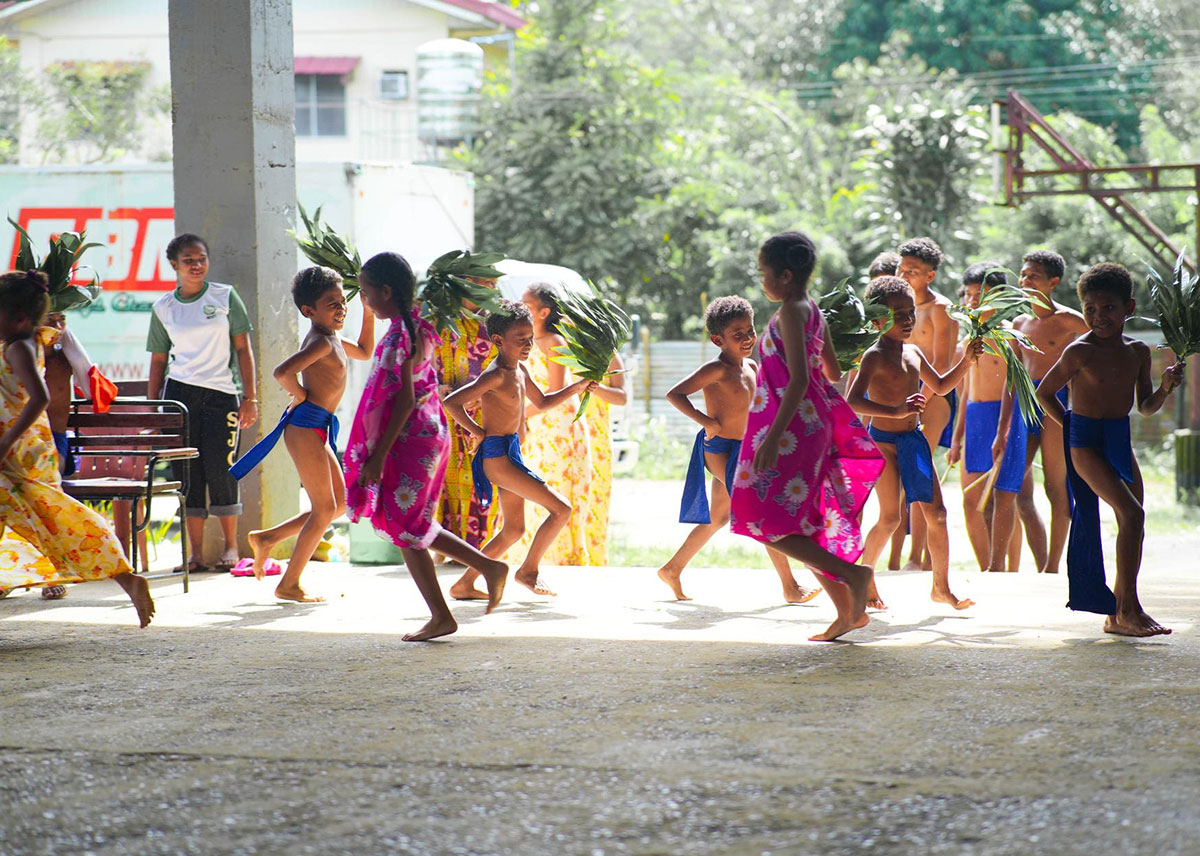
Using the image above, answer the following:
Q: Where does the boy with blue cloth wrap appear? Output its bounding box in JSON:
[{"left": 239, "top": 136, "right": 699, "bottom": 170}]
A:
[
  {"left": 238, "top": 267, "right": 374, "bottom": 602},
  {"left": 848, "top": 276, "right": 982, "bottom": 612},
  {"left": 1036, "top": 263, "right": 1183, "bottom": 638},
  {"left": 443, "top": 299, "right": 590, "bottom": 599},
  {"left": 660, "top": 296, "right": 816, "bottom": 604}
]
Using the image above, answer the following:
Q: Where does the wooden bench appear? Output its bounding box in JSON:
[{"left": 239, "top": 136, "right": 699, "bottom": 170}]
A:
[{"left": 61, "top": 386, "right": 199, "bottom": 592}]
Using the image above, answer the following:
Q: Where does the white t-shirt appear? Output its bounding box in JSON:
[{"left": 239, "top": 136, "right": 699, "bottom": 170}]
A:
[{"left": 146, "top": 282, "right": 253, "bottom": 395}]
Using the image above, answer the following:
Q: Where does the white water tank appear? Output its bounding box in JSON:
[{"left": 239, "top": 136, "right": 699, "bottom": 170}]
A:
[{"left": 416, "top": 38, "right": 484, "bottom": 144}]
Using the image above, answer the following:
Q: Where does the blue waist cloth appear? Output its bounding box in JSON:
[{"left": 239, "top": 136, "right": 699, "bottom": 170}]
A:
[
  {"left": 679, "top": 430, "right": 741, "bottom": 524},
  {"left": 963, "top": 399, "right": 1027, "bottom": 492},
  {"left": 1028, "top": 379, "right": 1069, "bottom": 438},
  {"left": 472, "top": 433, "right": 544, "bottom": 507},
  {"left": 868, "top": 423, "right": 934, "bottom": 504},
  {"left": 229, "top": 401, "right": 339, "bottom": 481},
  {"left": 51, "top": 430, "right": 77, "bottom": 478},
  {"left": 938, "top": 388, "right": 958, "bottom": 449},
  {"left": 1063, "top": 412, "right": 1133, "bottom": 615}
]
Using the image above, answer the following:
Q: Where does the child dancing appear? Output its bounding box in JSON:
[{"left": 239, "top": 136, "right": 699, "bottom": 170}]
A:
[
  {"left": 0, "top": 270, "right": 154, "bottom": 626},
  {"left": 234, "top": 266, "right": 375, "bottom": 602},
  {"left": 343, "top": 253, "right": 507, "bottom": 641},
  {"left": 730, "top": 232, "right": 886, "bottom": 642},
  {"left": 444, "top": 299, "right": 591, "bottom": 599},
  {"left": 660, "top": 296, "right": 817, "bottom": 604},
  {"left": 847, "top": 276, "right": 981, "bottom": 610},
  {"left": 1036, "top": 263, "right": 1183, "bottom": 637}
]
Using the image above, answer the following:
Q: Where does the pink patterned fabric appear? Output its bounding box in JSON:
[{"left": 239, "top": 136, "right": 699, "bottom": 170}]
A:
[
  {"left": 730, "top": 299, "right": 884, "bottom": 568},
  {"left": 345, "top": 311, "right": 448, "bottom": 550}
]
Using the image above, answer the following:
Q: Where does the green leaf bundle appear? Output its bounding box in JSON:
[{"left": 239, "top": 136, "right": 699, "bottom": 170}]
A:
[
  {"left": 7, "top": 217, "right": 103, "bottom": 314},
  {"left": 417, "top": 249, "right": 507, "bottom": 335},
  {"left": 1145, "top": 253, "right": 1200, "bottom": 360},
  {"left": 816, "top": 278, "right": 890, "bottom": 372},
  {"left": 288, "top": 203, "right": 362, "bottom": 299},
  {"left": 947, "top": 275, "right": 1047, "bottom": 429},
  {"left": 551, "top": 287, "right": 632, "bottom": 420}
]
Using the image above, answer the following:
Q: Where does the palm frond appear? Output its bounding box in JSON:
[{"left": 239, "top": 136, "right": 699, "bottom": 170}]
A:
[
  {"left": 550, "top": 285, "right": 632, "bottom": 420},
  {"left": 7, "top": 216, "right": 104, "bottom": 313},
  {"left": 815, "top": 278, "right": 890, "bottom": 371},
  {"left": 288, "top": 203, "right": 362, "bottom": 299},
  {"left": 1145, "top": 254, "right": 1200, "bottom": 360},
  {"left": 416, "top": 249, "right": 508, "bottom": 335}
]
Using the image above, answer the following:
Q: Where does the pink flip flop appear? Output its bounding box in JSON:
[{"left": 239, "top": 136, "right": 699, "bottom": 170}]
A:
[{"left": 230, "top": 558, "right": 283, "bottom": 577}]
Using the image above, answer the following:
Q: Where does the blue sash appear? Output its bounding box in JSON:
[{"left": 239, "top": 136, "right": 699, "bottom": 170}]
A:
[
  {"left": 964, "top": 399, "right": 1028, "bottom": 492},
  {"left": 1063, "top": 412, "right": 1133, "bottom": 615},
  {"left": 938, "top": 388, "right": 958, "bottom": 449},
  {"left": 52, "top": 430, "right": 78, "bottom": 478},
  {"left": 679, "top": 430, "right": 741, "bottom": 524},
  {"left": 1028, "top": 379, "right": 1069, "bottom": 438},
  {"left": 471, "top": 433, "right": 544, "bottom": 507},
  {"left": 868, "top": 423, "right": 934, "bottom": 504},
  {"left": 229, "top": 401, "right": 339, "bottom": 480}
]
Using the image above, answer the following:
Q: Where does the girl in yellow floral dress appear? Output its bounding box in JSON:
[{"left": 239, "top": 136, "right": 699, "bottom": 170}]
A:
[
  {"left": 582, "top": 353, "right": 628, "bottom": 566},
  {"left": 0, "top": 270, "right": 154, "bottom": 627}
]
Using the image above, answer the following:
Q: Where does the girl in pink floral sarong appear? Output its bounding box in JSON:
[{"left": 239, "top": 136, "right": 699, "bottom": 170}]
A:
[
  {"left": 344, "top": 253, "right": 508, "bottom": 641},
  {"left": 730, "top": 233, "right": 886, "bottom": 642}
]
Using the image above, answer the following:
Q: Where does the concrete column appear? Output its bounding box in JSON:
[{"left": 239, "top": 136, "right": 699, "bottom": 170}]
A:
[{"left": 168, "top": 0, "right": 299, "bottom": 559}]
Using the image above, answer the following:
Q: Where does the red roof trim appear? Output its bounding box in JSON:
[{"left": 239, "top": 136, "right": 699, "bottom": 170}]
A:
[
  {"left": 441, "top": 0, "right": 526, "bottom": 30},
  {"left": 0, "top": 1, "right": 19, "bottom": 10},
  {"left": 294, "top": 56, "right": 361, "bottom": 76}
]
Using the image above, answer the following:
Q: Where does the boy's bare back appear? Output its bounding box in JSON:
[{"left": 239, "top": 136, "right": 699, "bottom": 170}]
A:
[{"left": 856, "top": 342, "right": 923, "bottom": 433}]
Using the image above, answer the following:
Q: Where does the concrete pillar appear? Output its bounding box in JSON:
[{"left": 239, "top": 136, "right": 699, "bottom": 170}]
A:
[{"left": 168, "top": 0, "right": 299, "bottom": 559}]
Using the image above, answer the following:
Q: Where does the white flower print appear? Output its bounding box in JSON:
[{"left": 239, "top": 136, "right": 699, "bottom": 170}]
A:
[
  {"left": 774, "top": 475, "right": 809, "bottom": 513},
  {"left": 760, "top": 334, "right": 777, "bottom": 357},
  {"left": 392, "top": 475, "right": 420, "bottom": 511},
  {"left": 752, "top": 425, "right": 770, "bottom": 452},
  {"left": 776, "top": 430, "right": 798, "bottom": 457},
  {"left": 747, "top": 521, "right": 765, "bottom": 538},
  {"left": 749, "top": 385, "right": 768, "bottom": 413},
  {"left": 732, "top": 459, "right": 755, "bottom": 492},
  {"left": 822, "top": 508, "right": 843, "bottom": 541}
]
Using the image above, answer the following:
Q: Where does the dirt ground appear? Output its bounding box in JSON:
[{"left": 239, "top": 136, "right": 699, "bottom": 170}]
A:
[{"left": 3, "top": 516, "right": 1200, "bottom": 856}]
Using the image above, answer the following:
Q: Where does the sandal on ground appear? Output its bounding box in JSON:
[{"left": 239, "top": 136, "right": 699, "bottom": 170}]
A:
[
  {"left": 215, "top": 547, "right": 240, "bottom": 571},
  {"left": 41, "top": 585, "right": 68, "bottom": 600},
  {"left": 230, "top": 557, "right": 282, "bottom": 577},
  {"left": 173, "top": 560, "right": 209, "bottom": 574}
]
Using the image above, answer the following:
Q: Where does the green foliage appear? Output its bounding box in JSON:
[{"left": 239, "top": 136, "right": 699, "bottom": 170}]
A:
[
  {"left": 7, "top": 217, "right": 103, "bottom": 312},
  {"left": 551, "top": 286, "right": 631, "bottom": 419},
  {"left": 417, "top": 250, "right": 507, "bottom": 335},
  {"left": 816, "top": 278, "right": 889, "bottom": 371},
  {"left": 38, "top": 60, "right": 164, "bottom": 163},
  {"left": 1144, "top": 254, "right": 1200, "bottom": 360},
  {"left": 290, "top": 204, "right": 363, "bottom": 299},
  {"left": 0, "top": 37, "right": 28, "bottom": 165}
]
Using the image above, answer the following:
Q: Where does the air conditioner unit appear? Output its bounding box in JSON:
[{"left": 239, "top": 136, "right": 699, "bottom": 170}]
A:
[{"left": 379, "top": 70, "right": 409, "bottom": 100}]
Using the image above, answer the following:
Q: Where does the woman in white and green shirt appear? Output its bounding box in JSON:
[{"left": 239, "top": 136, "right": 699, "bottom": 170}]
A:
[{"left": 147, "top": 233, "right": 259, "bottom": 571}]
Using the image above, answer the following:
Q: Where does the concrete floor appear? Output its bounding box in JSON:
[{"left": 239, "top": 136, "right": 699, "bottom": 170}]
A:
[{"left": 2, "top": 538, "right": 1199, "bottom": 856}]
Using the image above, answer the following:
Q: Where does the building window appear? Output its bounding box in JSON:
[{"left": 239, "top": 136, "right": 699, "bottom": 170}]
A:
[
  {"left": 295, "top": 74, "right": 346, "bottom": 137},
  {"left": 378, "top": 70, "right": 409, "bottom": 101}
]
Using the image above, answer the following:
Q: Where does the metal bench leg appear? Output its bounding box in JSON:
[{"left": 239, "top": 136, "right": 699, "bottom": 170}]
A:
[{"left": 179, "top": 497, "right": 189, "bottom": 594}]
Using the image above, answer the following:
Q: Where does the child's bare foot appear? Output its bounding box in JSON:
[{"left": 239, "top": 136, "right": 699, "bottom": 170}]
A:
[
  {"left": 657, "top": 566, "right": 691, "bottom": 601},
  {"left": 1104, "top": 610, "right": 1171, "bottom": 637},
  {"left": 247, "top": 530, "right": 274, "bottom": 581},
  {"left": 275, "top": 584, "right": 325, "bottom": 603},
  {"left": 782, "top": 584, "right": 820, "bottom": 604},
  {"left": 514, "top": 567, "right": 556, "bottom": 597},
  {"left": 115, "top": 573, "right": 155, "bottom": 628},
  {"left": 866, "top": 579, "right": 887, "bottom": 611},
  {"left": 402, "top": 615, "right": 458, "bottom": 641},
  {"left": 901, "top": 560, "right": 923, "bottom": 571},
  {"left": 478, "top": 559, "right": 509, "bottom": 614},
  {"left": 845, "top": 565, "right": 872, "bottom": 619},
  {"left": 809, "top": 612, "right": 869, "bottom": 642},
  {"left": 449, "top": 579, "right": 489, "bottom": 601},
  {"left": 932, "top": 588, "right": 974, "bottom": 610}
]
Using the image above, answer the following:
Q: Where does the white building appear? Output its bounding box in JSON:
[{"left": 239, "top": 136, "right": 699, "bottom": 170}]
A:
[{"left": 0, "top": 0, "right": 525, "bottom": 164}]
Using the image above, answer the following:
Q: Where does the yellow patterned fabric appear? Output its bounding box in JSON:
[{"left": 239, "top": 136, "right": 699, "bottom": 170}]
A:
[
  {"left": 508, "top": 346, "right": 596, "bottom": 565},
  {"left": 0, "top": 336, "right": 133, "bottom": 590},
  {"left": 584, "top": 397, "right": 612, "bottom": 566},
  {"left": 434, "top": 316, "right": 499, "bottom": 548}
]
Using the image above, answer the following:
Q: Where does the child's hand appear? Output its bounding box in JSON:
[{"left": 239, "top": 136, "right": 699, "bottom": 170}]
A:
[
  {"left": 966, "top": 338, "right": 985, "bottom": 362},
  {"left": 753, "top": 432, "right": 780, "bottom": 472},
  {"left": 357, "top": 452, "right": 384, "bottom": 488},
  {"left": 946, "top": 441, "right": 961, "bottom": 466},
  {"left": 703, "top": 416, "right": 722, "bottom": 440},
  {"left": 899, "top": 393, "right": 926, "bottom": 415},
  {"left": 1163, "top": 363, "right": 1185, "bottom": 393},
  {"left": 583, "top": 380, "right": 598, "bottom": 393}
]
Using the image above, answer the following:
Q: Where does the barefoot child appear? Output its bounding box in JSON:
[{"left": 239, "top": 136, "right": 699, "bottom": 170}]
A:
[
  {"left": 231, "top": 266, "right": 375, "bottom": 602},
  {"left": 895, "top": 238, "right": 959, "bottom": 571},
  {"left": 660, "top": 296, "right": 817, "bottom": 604},
  {"left": 947, "top": 263, "right": 1042, "bottom": 572},
  {"left": 0, "top": 270, "right": 154, "bottom": 627},
  {"left": 344, "top": 252, "right": 509, "bottom": 641},
  {"left": 443, "top": 299, "right": 591, "bottom": 598},
  {"left": 847, "top": 276, "right": 981, "bottom": 611},
  {"left": 1014, "top": 250, "right": 1088, "bottom": 573},
  {"left": 729, "top": 232, "right": 886, "bottom": 642},
  {"left": 1036, "top": 263, "right": 1182, "bottom": 637}
]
